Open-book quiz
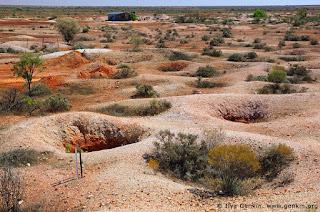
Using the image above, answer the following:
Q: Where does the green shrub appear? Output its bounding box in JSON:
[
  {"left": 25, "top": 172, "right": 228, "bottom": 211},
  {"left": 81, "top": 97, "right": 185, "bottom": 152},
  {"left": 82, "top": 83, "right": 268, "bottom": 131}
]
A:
[
  {"left": 253, "top": 38, "right": 261, "bottom": 43},
  {"left": 278, "top": 41, "right": 286, "bottom": 49},
  {"left": 82, "top": 27, "right": 89, "bottom": 33},
  {"left": 113, "top": 64, "right": 137, "bottom": 79},
  {"left": 246, "top": 74, "right": 268, "bottom": 82},
  {"left": 267, "top": 70, "right": 287, "bottom": 83},
  {"left": 222, "top": 28, "right": 232, "bottom": 38},
  {"left": 196, "top": 77, "right": 218, "bottom": 88},
  {"left": 245, "top": 51, "right": 258, "bottom": 59},
  {"left": 228, "top": 53, "right": 244, "bottom": 62},
  {"left": 310, "top": 39, "right": 319, "bottom": 45},
  {"left": 131, "top": 84, "right": 159, "bottom": 98},
  {"left": 100, "top": 100, "right": 171, "bottom": 116},
  {"left": 252, "top": 9, "right": 267, "bottom": 18},
  {"left": 202, "top": 35, "right": 210, "bottom": 41},
  {"left": 300, "top": 35, "right": 310, "bottom": 41},
  {"left": 286, "top": 64, "right": 310, "bottom": 77},
  {"left": 195, "top": 66, "right": 219, "bottom": 77},
  {"left": 202, "top": 48, "right": 222, "bottom": 57},
  {"left": 151, "top": 130, "right": 210, "bottom": 182},
  {"left": 279, "top": 56, "right": 306, "bottom": 61},
  {"left": 292, "top": 43, "right": 301, "bottom": 48},
  {"left": 135, "top": 99, "right": 172, "bottom": 116},
  {"left": 284, "top": 31, "right": 300, "bottom": 41},
  {"left": 253, "top": 43, "right": 266, "bottom": 49},
  {"left": 29, "top": 83, "right": 52, "bottom": 97},
  {"left": 44, "top": 94, "right": 72, "bottom": 112},
  {"left": 257, "top": 83, "right": 302, "bottom": 94},
  {"left": 259, "top": 144, "right": 294, "bottom": 179},
  {"left": 169, "top": 51, "right": 191, "bottom": 61}
]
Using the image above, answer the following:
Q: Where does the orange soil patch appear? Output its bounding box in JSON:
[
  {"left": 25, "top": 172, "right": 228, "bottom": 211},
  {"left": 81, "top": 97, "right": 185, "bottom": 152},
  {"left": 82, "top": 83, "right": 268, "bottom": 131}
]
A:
[
  {"left": 40, "top": 76, "right": 66, "bottom": 87},
  {"left": 47, "top": 51, "right": 91, "bottom": 69},
  {"left": 158, "top": 61, "right": 190, "bottom": 72},
  {"left": 89, "top": 66, "right": 115, "bottom": 77}
]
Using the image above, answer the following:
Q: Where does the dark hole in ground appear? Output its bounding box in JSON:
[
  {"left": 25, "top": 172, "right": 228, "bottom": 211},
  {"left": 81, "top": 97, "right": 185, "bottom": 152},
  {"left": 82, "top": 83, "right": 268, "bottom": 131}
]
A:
[
  {"left": 218, "top": 101, "right": 266, "bottom": 123},
  {"left": 62, "top": 118, "right": 145, "bottom": 153}
]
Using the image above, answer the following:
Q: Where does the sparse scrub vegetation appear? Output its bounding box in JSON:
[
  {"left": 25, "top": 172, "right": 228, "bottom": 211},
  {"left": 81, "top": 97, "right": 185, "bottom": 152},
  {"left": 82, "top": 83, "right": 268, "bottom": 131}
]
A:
[
  {"left": 202, "top": 48, "right": 222, "bottom": 57},
  {"left": 149, "top": 130, "right": 295, "bottom": 196},
  {"left": 169, "top": 51, "right": 192, "bottom": 61},
  {"left": 99, "top": 99, "right": 172, "bottom": 116},
  {"left": 228, "top": 53, "right": 245, "bottom": 62},
  {"left": 194, "top": 66, "right": 219, "bottom": 77},
  {"left": 113, "top": 64, "right": 138, "bottom": 79},
  {"left": 44, "top": 94, "right": 72, "bottom": 112},
  {"left": 131, "top": 84, "right": 159, "bottom": 98}
]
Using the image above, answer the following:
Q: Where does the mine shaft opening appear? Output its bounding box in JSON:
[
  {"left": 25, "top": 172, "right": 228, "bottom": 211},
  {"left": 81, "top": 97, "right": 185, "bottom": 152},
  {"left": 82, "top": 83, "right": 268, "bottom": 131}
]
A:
[
  {"left": 62, "top": 118, "right": 144, "bottom": 153},
  {"left": 218, "top": 101, "right": 267, "bottom": 123}
]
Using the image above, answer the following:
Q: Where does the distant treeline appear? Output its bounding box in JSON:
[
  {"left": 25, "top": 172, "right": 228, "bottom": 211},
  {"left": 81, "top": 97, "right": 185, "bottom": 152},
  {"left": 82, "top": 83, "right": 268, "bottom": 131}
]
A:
[{"left": 0, "top": 5, "right": 319, "bottom": 16}]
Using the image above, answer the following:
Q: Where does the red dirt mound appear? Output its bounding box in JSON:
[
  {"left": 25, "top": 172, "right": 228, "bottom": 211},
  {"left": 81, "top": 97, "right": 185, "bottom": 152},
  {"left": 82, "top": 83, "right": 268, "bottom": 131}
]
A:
[
  {"left": 47, "top": 51, "right": 91, "bottom": 69},
  {"left": 89, "top": 66, "right": 115, "bottom": 78},
  {"left": 40, "top": 76, "right": 66, "bottom": 87},
  {"left": 78, "top": 71, "right": 91, "bottom": 79}
]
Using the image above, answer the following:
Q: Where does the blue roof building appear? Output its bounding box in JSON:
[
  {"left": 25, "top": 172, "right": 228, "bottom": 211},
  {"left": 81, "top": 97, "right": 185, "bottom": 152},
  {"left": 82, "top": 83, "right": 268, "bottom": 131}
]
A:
[{"left": 108, "top": 12, "right": 130, "bottom": 21}]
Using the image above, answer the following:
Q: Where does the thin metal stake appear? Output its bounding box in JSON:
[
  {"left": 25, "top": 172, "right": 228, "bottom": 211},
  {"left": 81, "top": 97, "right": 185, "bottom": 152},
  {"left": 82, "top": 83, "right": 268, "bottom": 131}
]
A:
[
  {"left": 79, "top": 146, "right": 83, "bottom": 178},
  {"left": 75, "top": 147, "right": 79, "bottom": 178}
]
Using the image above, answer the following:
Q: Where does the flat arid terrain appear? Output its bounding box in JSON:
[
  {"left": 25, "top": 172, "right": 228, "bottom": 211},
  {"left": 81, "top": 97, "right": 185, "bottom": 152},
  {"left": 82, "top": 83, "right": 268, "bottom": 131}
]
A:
[{"left": 0, "top": 6, "right": 319, "bottom": 211}]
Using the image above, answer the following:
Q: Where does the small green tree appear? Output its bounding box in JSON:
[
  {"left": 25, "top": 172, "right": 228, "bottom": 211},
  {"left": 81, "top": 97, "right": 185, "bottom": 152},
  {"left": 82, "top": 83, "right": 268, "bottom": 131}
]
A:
[
  {"left": 252, "top": 10, "right": 267, "bottom": 18},
  {"left": 56, "top": 18, "right": 79, "bottom": 44},
  {"left": 12, "top": 52, "right": 44, "bottom": 97},
  {"left": 297, "top": 8, "right": 308, "bottom": 19},
  {"left": 130, "top": 12, "right": 137, "bottom": 21}
]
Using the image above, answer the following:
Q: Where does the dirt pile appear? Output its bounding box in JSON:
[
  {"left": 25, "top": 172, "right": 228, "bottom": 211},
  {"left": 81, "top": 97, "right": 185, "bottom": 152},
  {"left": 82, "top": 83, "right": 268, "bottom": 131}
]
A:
[
  {"left": 78, "top": 66, "right": 115, "bottom": 79},
  {"left": 47, "top": 51, "right": 91, "bottom": 69},
  {"left": 40, "top": 76, "right": 66, "bottom": 87}
]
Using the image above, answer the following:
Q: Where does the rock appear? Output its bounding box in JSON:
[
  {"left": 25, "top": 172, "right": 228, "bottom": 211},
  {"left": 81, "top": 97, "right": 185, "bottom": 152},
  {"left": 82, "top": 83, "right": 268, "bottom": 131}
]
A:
[{"left": 87, "top": 194, "right": 94, "bottom": 199}]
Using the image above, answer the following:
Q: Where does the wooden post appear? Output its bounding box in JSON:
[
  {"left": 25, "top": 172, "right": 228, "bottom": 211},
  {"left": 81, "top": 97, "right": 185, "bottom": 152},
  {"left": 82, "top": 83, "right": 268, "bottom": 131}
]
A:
[
  {"left": 79, "top": 146, "right": 83, "bottom": 178},
  {"left": 75, "top": 147, "right": 79, "bottom": 178}
]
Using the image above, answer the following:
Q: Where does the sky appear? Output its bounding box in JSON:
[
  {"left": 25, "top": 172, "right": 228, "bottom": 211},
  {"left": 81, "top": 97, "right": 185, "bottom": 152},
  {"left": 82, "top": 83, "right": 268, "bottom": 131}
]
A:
[{"left": 0, "top": 0, "right": 319, "bottom": 6}]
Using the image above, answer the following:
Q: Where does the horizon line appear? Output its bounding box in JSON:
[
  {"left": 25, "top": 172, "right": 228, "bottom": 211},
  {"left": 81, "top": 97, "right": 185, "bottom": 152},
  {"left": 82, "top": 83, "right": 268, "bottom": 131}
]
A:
[{"left": 1, "top": 4, "right": 320, "bottom": 7}]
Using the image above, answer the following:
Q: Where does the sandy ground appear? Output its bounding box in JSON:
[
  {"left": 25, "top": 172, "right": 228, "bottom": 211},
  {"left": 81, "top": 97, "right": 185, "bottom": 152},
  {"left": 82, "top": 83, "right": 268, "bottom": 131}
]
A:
[{"left": 0, "top": 11, "right": 320, "bottom": 211}]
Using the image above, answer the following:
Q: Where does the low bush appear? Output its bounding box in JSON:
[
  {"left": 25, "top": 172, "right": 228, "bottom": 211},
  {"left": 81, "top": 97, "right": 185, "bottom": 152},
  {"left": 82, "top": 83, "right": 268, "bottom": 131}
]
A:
[
  {"left": 44, "top": 94, "right": 72, "bottom": 112},
  {"left": 310, "top": 39, "right": 319, "bottom": 45},
  {"left": 267, "top": 70, "right": 287, "bottom": 83},
  {"left": 292, "top": 43, "right": 301, "bottom": 48},
  {"left": 246, "top": 74, "right": 268, "bottom": 82},
  {"left": 196, "top": 77, "right": 218, "bottom": 88},
  {"left": 284, "top": 31, "right": 300, "bottom": 41},
  {"left": 228, "top": 53, "right": 244, "bottom": 62},
  {"left": 286, "top": 64, "right": 310, "bottom": 77},
  {"left": 159, "top": 61, "right": 189, "bottom": 72},
  {"left": 300, "top": 35, "right": 310, "bottom": 41},
  {"left": 245, "top": 51, "right": 258, "bottom": 59},
  {"left": 253, "top": 38, "right": 261, "bottom": 43},
  {"left": 257, "top": 83, "right": 306, "bottom": 94},
  {"left": 131, "top": 84, "right": 159, "bottom": 98},
  {"left": 101, "top": 99, "right": 171, "bottom": 116},
  {"left": 259, "top": 144, "right": 294, "bottom": 179},
  {"left": 151, "top": 130, "right": 210, "bottom": 182},
  {"left": 0, "top": 88, "right": 24, "bottom": 113},
  {"left": 222, "top": 28, "right": 232, "bottom": 38},
  {"left": 113, "top": 64, "right": 137, "bottom": 79},
  {"left": 195, "top": 66, "right": 219, "bottom": 77},
  {"left": 169, "top": 51, "right": 191, "bottom": 61},
  {"left": 202, "top": 48, "right": 222, "bottom": 57},
  {"left": 253, "top": 43, "right": 266, "bottom": 49},
  {"left": 29, "top": 83, "right": 52, "bottom": 97},
  {"left": 279, "top": 56, "right": 307, "bottom": 61},
  {"left": 202, "top": 35, "right": 210, "bottom": 41}
]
